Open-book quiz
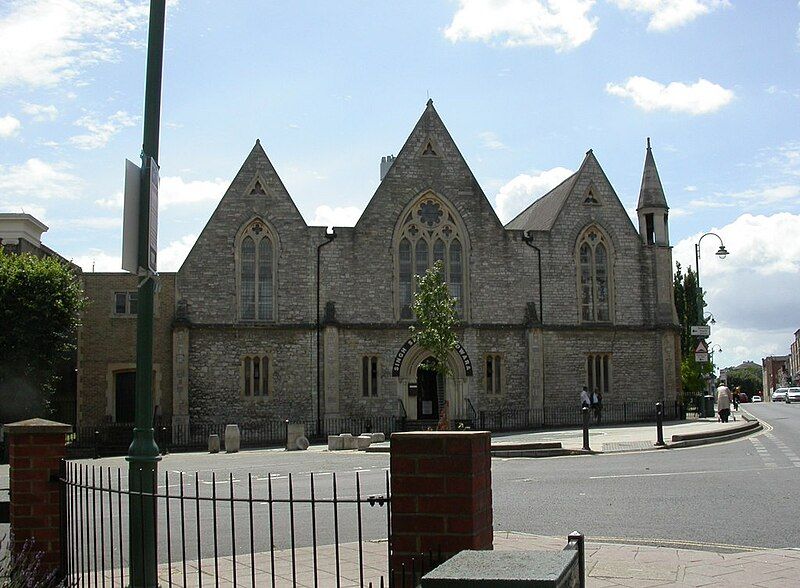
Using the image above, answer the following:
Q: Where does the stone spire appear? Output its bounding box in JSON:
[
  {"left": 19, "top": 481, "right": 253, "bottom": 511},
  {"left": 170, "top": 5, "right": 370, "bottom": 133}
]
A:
[{"left": 637, "top": 138, "right": 668, "bottom": 211}]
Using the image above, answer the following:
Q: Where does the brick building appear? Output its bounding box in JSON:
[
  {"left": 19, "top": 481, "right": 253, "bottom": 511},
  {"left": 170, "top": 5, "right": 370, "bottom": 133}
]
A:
[
  {"left": 76, "top": 102, "right": 681, "bottom": 429},
  {"left": 762, "top": 355, "right": 790, "bottom": 398}
]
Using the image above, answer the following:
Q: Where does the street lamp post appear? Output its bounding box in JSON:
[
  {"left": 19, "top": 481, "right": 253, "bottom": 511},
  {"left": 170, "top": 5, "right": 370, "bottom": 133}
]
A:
[{"left": 694, "top": 232, "right": 729, "bottom": 319}]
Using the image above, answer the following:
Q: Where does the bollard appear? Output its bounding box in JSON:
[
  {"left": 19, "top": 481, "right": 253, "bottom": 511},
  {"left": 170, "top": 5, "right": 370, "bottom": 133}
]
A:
[
  {"left": 582, "top": 407, "right": 590, "bottom": 451},
  {"left": 161, "top": 426, "right": 169, "bottom": 455},
  {"left": 655, "top": 402, "right": 665, "bottom": 446},
  {"left": 94, "top": 429, "right": 100, "bottom": 459}
]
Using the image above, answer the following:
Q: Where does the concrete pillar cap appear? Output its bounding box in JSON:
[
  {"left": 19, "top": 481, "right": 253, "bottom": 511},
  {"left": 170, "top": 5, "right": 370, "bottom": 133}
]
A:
[{"left": 3, "top": 418, "right": 72, "bottom": 435}]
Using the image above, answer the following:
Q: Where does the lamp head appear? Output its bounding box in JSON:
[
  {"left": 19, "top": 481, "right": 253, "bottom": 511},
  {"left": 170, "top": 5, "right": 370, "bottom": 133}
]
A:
[{"left": 715, "top": 245, "right": 729, "bottom": 260}]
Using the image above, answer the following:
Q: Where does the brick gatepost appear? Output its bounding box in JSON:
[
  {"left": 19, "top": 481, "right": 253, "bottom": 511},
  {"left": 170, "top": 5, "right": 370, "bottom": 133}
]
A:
[
  {"left": 5, "top": 418, "right": 72, "bottom": 573},
  {"left": 389, "top": 431, "right": 493, "bottom": 576}
]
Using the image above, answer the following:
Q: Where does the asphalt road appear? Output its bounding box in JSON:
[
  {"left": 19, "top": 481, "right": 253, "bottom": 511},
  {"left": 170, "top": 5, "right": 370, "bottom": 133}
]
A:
[{"left": 7, "top": 402, "right": 799, "bottom": 571}]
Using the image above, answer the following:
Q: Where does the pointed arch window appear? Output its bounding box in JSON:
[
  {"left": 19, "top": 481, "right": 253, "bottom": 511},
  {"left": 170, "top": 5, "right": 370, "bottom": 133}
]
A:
[
  {"left": 396, "top": 194, "right": 468, "bottom": 319},
  {"left": 238, "top": 220, "right": 276, "bottom": 321},
  {"left": 577, "top": 227, "right": 611, "bottom": 323}
]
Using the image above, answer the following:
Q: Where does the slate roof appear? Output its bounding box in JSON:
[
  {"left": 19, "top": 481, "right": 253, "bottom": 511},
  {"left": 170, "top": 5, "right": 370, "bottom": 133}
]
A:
[{"left": 505, "top": 172, "right": 579, "bottom": 231}]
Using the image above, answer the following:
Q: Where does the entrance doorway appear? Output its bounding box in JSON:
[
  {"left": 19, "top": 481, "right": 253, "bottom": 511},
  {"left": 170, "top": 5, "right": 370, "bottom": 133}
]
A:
[
  {"left": 114, "top": 371, "right": 136, "bottom": 423},
  {"left": 416, "top": 364, "right": 441, "bottom": 420}
]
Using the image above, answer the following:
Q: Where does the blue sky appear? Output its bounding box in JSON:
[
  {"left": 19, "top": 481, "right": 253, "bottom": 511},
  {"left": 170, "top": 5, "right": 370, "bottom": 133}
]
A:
[{"left": 1, "top": 0, "right": 799, "bottom": 369}]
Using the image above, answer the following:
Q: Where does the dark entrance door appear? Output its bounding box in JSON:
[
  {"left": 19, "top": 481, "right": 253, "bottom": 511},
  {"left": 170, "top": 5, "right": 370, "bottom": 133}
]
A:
[
  {"left": 114, "top": 371, "right": 136, "bottom": 423},
  {"left": 416, "top": 365, "right": 440, "bottom": 420}
]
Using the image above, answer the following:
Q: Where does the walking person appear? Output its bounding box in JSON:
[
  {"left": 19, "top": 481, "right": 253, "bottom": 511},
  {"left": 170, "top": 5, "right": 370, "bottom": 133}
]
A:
[
  {"left": 580, "top": 386, "right": 591, "bottom": 409},
  {"left": 732, "top": 386, "right": 739, "bottom": 411},
  {"left": 716, "top": 381, "right": 732, "bottom": 423},
  {"left": 592, "top": 387, "right": 603, "bottom": 424}
]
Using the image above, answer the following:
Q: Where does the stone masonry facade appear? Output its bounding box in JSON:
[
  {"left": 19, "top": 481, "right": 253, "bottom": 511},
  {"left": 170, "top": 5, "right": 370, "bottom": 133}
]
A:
[{"left": 76, "top": 101, "right": 681, "bottom": 428}]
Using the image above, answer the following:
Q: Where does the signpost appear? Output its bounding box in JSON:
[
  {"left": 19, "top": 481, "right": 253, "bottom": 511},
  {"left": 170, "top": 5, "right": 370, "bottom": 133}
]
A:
[
  {"left": 694, "top": 339, "right": 709, "bottom": 363},
  {"left": 691, "top": 325, "right": 711, "bottom": 337}
]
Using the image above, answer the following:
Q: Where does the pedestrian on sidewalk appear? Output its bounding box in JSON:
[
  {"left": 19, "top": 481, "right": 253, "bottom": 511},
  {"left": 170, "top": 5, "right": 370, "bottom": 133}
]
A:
[
  {"left": 580, "top": 386, "right": 591, "bottom": 409},
  {"left": 716, "top": 381, "right": 732, "bottom": 423},
  {"left": 732, "top": 386, "right": 740, "bottom": 411},
  {"left": 592, "top": 387, "right": 603, "bottom": 424}
]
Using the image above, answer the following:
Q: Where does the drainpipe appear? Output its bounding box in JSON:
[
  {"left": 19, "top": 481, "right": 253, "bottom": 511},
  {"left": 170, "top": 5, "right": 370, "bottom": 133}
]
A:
[
  {"left": 521, "top": 230, "right": 546, "bottom": 421},
  {"left": 316, "top": 227, "right": 337, "bottom": 437}
]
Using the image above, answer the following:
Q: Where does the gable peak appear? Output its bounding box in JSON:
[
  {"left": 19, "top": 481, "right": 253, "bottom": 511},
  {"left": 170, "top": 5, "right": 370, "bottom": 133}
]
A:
[{"left": 637, "top": 138, "right": 668, "bottom": 211}]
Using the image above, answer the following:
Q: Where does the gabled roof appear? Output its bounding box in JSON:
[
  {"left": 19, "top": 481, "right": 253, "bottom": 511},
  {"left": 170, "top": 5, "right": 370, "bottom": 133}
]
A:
[
  {"left": 637, "top": 138, "right": 668, "bottom": 210},
  {"left": 505, "top": 171, "right": 579, "bottom": 231}
]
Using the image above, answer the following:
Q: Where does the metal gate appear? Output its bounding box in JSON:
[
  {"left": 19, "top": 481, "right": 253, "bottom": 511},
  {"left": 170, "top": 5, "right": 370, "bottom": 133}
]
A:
[{"left": 60, "top": 460, "right": 394, "bottom": 587}]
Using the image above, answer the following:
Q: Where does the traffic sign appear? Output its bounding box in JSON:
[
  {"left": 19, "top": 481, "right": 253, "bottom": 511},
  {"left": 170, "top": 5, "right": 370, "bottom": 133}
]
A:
[
  {"left": 695, "top": 352, "right": 709, "bottom": 363},
  {"left": 691, "top": 325, "right": 711, "bottom": 337},
  {"left": 695, "top": 340, "right": 708, "bottom": 354}
]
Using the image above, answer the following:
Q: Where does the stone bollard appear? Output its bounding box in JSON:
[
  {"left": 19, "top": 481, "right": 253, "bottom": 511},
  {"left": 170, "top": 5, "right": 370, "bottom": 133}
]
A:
[
  {"left": 357, "top": 434, "right": 372, "bottom": 451},
  {"left": 328, "top": 435, "right": 345, "bottom": 451},
  {"left": 208, "top": 434, "right": 220, "bottom": 453},
  {"left": 339, "top": 433, "right": 358, "bottom": 450},
  {"left": 285, "top": 423, "right": 305, "bottom": 451},
  {"left": 370, "top": 432, "right": 386, "bottom": 443},
  {"left": 225, "top": 424, "right": 240, "bottom": 453},
  {"left": 296, "top": 436, "right": 310, "bottom": 450},
  {"left": 5, "top": 418, "right": 72, "bottom": 574}
]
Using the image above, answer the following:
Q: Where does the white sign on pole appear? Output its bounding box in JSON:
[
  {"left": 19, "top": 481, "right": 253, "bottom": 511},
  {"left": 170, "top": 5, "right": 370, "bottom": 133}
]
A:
[
  {"left": 121, "top": 159, "right": 141, "bottom": 273},
  {"left": 695, "top": 352, "right": 709, "bottom": 363},
  {"left": 694, "top": 340, "right": 708, "bottom": 354},
  {"left": 146, "top": 158, "right": 159, "bottom": 272},
  {"left": 691, "top": 325, "right": 711, "bottom": 337}
]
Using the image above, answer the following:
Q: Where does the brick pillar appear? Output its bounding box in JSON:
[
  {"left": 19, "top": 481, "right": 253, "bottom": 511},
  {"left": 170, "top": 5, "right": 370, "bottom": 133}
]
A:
[
  {"left": 390, "top": 431, "right": 492, "bottom": 575},
  {"left": 5, "top": 418, "right": 72, "bottom": 572}
]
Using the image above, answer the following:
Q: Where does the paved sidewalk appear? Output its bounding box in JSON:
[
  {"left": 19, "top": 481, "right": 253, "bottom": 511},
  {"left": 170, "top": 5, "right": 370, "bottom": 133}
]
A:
[
  {"left": 79, "top": 530, "right": 800, "bottom": 587},
  {"left": 491, "top": 410, "right": 753, "bottom": 453},
  {"left": 494, "top": 531, "right": 800, "bottom": 588}
]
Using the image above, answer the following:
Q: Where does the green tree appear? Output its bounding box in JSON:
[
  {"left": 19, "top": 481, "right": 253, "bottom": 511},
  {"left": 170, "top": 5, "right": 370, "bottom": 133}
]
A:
[
  {"left": 724, "top": 364, "right": 763, "bottom": 397},
  {"left": 0, "top": 250, "right": 86, "bottom": 421},
  {"left": 673, "top": 262, "right": 713, "bottom": 399},
  {"left": 410, "top": 260, "right": 458, "bottom": 428}
]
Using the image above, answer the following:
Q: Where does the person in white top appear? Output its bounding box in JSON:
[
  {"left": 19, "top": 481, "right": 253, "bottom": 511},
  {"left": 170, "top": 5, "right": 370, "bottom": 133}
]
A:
[
  {"left": 580, "top": 386, "right": 591, "bottom": 409},
  {"left": 716, "top": 383, "right": 732, "bottom": 423}
]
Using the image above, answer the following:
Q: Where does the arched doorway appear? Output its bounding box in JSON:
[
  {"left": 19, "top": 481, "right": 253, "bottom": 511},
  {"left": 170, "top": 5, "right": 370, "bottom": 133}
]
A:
[{"left": 414, "top": 359, "right": 442, "bottom": 420}]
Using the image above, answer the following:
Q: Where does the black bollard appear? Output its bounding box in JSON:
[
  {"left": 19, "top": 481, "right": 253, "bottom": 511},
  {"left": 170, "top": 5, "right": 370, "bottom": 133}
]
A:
[
  {"left": 655, "top": 402, "right": 665, "bottom": 446},
  {"left": 582, "top": 406, "right": 590, "bottom": 451},
  {"left": 93, "top": 429, "right": 100, "bottom": 459}
]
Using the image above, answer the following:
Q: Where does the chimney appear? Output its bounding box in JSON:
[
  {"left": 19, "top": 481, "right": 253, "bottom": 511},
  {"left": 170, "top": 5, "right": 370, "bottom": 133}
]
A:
[{"left": 380, "top": 155, "right": 395, "bottom": 181}]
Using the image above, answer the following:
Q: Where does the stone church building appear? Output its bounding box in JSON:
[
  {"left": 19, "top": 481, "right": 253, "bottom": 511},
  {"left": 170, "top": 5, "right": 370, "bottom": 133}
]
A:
[{"left": 77, "top": 101, "right": 680, "bottom": 430}]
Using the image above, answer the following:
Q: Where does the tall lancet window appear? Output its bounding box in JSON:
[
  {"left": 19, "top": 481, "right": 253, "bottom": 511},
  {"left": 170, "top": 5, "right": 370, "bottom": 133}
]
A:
[
  {"left": 238, "top": 220, "right": 276, "bottom": 321},
  {"left": 395, "top": 193, "right": 469, "bottom": 320},
  {"left": 577, "top": 227, "right": 612, "bottom": 323}
]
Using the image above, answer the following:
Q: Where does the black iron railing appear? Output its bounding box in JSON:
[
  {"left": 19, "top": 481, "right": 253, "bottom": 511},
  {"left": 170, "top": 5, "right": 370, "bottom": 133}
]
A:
[{"left": 61, "top": 460, "right": 393, "bottom": 587}]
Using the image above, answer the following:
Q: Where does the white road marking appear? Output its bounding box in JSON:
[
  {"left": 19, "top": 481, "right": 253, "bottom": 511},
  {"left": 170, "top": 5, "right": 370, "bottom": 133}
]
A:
[{"left": 590, "top": 465, "right": 796, "bottom": 479}]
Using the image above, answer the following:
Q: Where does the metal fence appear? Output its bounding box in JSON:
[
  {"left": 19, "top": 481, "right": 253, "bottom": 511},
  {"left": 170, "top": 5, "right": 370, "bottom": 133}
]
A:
[
  {"left": 479, "top": 401, "right": 687, "bottom": 433},
  {"left": 60, "top": 460, "right": 395, "bottom": 587}
]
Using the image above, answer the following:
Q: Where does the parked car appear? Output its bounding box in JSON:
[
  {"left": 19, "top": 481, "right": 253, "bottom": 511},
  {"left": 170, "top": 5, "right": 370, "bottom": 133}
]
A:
[
  {"left": 772, "top": 388, "right": 788, "bottom": 402},
  {"left": 752, "top": 395, "right": 762, "bottom": 402},
  {"left": 786, "top": 387, "right": 800, "bottom": 404},
  {"left": 738, "top": 392, "right": 749, "bottom": 403}
]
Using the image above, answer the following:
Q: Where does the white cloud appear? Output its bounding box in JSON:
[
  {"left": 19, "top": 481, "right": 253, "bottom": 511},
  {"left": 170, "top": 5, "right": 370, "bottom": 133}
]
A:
[
  {"left": 605, "top": 76, "right": 734, "bottom": 114},
  {"left": 673, "top": 213, "right": 800, "bottom": 366},
  {"left": 0, "top": 202, "right": 47, "bottom": 219},
  {"left": 610, "top": 0, "right": 728, "bottom": 31},
  {"left": 158, "top": 233, "right": 197, "bottom": 271},
  {"left": 0, "top": 114, "right": 21, "bottom": 138},
  {"left": 159, "top": 176, "right": 227, "bottom": 209},
  {"left": 69, "top": 110, "right": 138, "bottom": 150},
  {"left": 683, "top": 185, "right": 698, "bottom": 192},
  {"left": 311, "top": 205, "right": 362, "bottom": 228},
  {"left": 494, "top": 166, "right": 574, "bottom": 223},
  {"left": 0, "top": 0, "right": 151, "bottom": 89},
  {"left": 689, "top": 183, "right": 800, "bottom": 209},
  {"left": 53, "top": 217, "right": 121, "bottom": 230},
  {"left": 479, "top": 131, "right": 507, "bottom": 150},
  {"left": 21, "top": 102, "right": 58, "bottom": 121},
  {"left": 0, "top": 158, "right": 82, "bottom": 198},
  {"left": 444, "top": 0, "right": 597, "bottom": 51},
  {"left": 72, "top": 249, "right": 121, "bottom": 273},
  {"left": 95, "top": 191, "right": 124, "bottom": 209}
]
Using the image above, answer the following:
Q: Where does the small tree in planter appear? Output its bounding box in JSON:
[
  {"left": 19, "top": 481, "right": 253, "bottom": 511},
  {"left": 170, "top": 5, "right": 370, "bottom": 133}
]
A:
[{"left": 410, "top": 260, "right": 459, "bottom": 430}]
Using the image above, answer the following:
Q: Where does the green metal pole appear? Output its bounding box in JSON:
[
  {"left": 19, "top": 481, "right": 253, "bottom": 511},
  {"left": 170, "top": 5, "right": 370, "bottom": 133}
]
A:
[{"left": 127, "top": 2, "right": 165, "bottom": 586}]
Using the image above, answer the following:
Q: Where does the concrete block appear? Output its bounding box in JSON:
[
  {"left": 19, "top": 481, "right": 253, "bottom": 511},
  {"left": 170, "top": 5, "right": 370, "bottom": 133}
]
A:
[
  {"left": 328, "top": 435, "right": 345, "bottom": 451},
  {"left": 224, "top": 424, "right": 240, "bottom": 453},
  {"left": 421, "top": 550, "right": 579, "bottom": 587},
  {"left": 339, "top": 433, "right": 358, "bottom": 449},
  {"left": 286, "top": 422, "right": 305, "bottom": 451},
  {"left": 370, "top": 432, "right": 385, "bottom": 443},
  {"left": 296, "top": 436, "right": 309, "bottom": 450},
  {"left": 357, "top": 434, "right": 372, "bottom": 450},
  {"left": 208, "top": 434, "right": 220, "bottom": 453}
]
